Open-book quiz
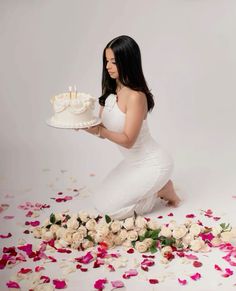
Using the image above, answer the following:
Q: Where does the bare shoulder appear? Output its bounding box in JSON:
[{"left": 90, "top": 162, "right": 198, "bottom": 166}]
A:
[{"left": 126, "top": 90, "right": 146, "bottom": 107}]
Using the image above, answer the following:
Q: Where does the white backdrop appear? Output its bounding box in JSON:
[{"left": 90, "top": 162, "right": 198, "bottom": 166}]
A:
[{"left": 0, "top": 0, "right": 236, "bottom": 196}]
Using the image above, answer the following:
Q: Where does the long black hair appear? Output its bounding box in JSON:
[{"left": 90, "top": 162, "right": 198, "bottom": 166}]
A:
[{"left": 98, "top": 35, "right": 155, "bottom": 112}]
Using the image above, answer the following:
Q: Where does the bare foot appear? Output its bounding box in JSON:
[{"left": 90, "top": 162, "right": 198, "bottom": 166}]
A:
[{"left": 156, "top": 180, "right": 181, "bottom": 207}]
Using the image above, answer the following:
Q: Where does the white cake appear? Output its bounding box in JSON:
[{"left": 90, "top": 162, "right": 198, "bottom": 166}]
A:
[{"left": 49, "top": 91, "right": 99, "bottom": 128}]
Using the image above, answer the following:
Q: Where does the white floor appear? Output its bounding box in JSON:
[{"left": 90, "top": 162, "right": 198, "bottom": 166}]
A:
[{"left": 0, "top": 164, "right": 236, "bottom": 291}]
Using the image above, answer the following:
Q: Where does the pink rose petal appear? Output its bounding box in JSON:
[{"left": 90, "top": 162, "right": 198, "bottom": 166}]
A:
[
  {"left": 40, "top": 275, "right": 50, "bottom": 283},
  {"left": 214, "top": 264, "right": 222, "bottom": 271},
  {"left": 53, "top": 279, "right": 67, "bottom": 289},
  {"left": 76, "top": 251, "right": 94, "bottom": 264},
  {"left": 186, "top": 214, "right": 195, "bottom": 218},
  {"left": 0, "top": 233, "right": 12, "bottom": 238},
  {"left": 3, "top": 215, "right": 14, "bottom": 219},
  {"left": 127, "top": 248, "right": 134, "bottom": 254},
  {"left": 190, "top": 272, "right": 201, "bottom": 281},
  {"left": 94, "top": 278, "right": 107, "bottom": 290},
  {"left": 123, "top": 269, "right": 138, "bottom": 279},
  {"left": 111, "top": 280, "right": 124, "bottom": 288},
  {"left": 6, "top": 281, "right": 21, "bottom": 288},
  {"left": 185, "top": 254, "right": 199, "bottom": 260},
  {"left": 18, "top": 268, "right": 32, "bottom": 274},
  {"left": 167, "top": 212, "right": 174, "bottom": 216},
  {"left": 35, "top": 265, "right": 45, "bottom": 272},
  {"left": 178, "top": 278, "right": 187, "bottom": 285},
  {"left": 141, "top": 258, "right": 155, "bottom": 267}
]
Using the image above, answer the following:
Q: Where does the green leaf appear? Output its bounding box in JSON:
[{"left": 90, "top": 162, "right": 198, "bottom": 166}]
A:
[
  {"left": 86, "top": 235, "right": 95, "bottom": 242},
  {"left": 150, "top": 229, "right": 161, "bottom": 240},
  {"left": 139, "top": 235, "right": 145, "bottom": 242},
  {"left": 105, "top": 214, "right": 111, "bottom": 224},
  {"left": 50, "top": 213, "right": 56, "bottom": 224},
  {"left": 149, "top": 245, "right": 157, "bottom": 254},
  {"left": 77, "top": 217, "right": 82, "bottom": 224},
  {"left": 65, "top": 214, "right": 71, "bottom": 220},
  {"left": 144, "top": 230, "right": 152, "bottom": 238},
  {"left": 131, "top": 240, "right": 136, "bottom": 248},
  {"left": 55, "top": 220, "right": 62, "bottom": 225},
  {"left": 160, "top": 236, "right": 176, "bottom": 247}
]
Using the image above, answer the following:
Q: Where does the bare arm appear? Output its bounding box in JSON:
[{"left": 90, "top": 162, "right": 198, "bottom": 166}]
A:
[{"left": 100, "top": 92, "right": 147, "bottom": 148}]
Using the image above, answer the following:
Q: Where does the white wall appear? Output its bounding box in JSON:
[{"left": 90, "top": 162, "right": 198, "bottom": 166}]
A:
[{"left": 0, "top": 0, "right": 236, "bottom": 193}]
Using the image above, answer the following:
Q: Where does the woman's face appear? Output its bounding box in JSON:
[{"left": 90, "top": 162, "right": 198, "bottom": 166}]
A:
[{"left": 105, "top": 48, "right": 119, "bottom": 79}]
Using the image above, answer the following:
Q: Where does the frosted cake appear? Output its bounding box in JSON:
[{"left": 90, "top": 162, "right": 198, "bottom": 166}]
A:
[{"left": 48, "top": 87, "right": 99, "bottom": 128}]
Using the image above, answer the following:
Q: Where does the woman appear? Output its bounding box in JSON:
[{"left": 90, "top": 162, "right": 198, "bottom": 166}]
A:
[{"left": 79, "top": 35, "right": 180, "bottom": 220}]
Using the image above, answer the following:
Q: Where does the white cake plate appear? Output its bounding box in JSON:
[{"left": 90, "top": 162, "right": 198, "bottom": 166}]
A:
[{"left": 46, "top": 117, "right": 102, "bottom": 129}]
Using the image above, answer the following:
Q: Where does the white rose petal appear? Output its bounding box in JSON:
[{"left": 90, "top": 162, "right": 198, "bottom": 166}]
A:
[
  {"left": 127, "top": 230, "right": 138, "bottom": 241},
  {"left": 123, "top": 217, "right": 134, "bottom": 230},
  {"left": 172, "top": 225, "right": 188, "bottom": 239},
  {"left": 159, "top": 226, "right": 172, "bottom": 238},
  {"left": 135, "top": 216, "right": 147, "bottom": 229},
  {"left": 189, "top": 223, "right": 202, "bottom": 236},
  {"left": 110, "top": 220, "right": 122, "bottom": 233},
  {"left": 135, "top": 241, "right": 148, "bottom": 253}
]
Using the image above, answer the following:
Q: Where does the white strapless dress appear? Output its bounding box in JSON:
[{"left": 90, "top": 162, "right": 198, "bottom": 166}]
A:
[{"left": 92, "top": 94, "right": 174, "bottom": 220}]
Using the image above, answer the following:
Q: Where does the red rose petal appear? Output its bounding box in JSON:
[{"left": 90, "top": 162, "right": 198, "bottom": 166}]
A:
[
  {"left": 149, "top": 279, "right": 159, "bottom": 284},
  {"left": 193, "top": 261, "right": 202, "bottom": 268}
]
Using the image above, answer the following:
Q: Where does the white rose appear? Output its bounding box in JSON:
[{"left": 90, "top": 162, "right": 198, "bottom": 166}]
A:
[
  {"left": 168, "top": 220, "right": 178, "bottom": 230},
  {"left": 211, "top": 237, "right": 222, "bottom": 246},
  {"left": 55, "top": 213, "right": 64, "bottom": 222},
  {"left": 161, "top": 246, "right": 173, "bottom": 256},
  {"left": 189, "top": 223, "right": 202, "bottom": 236},
  {"left": 78, "top": 211, "right": 90, "bottom": 223},
  {"left": 96, "top": 223, "right": 110, "bottom": 237},
  {"left": 82, "top": 239, "right": 94, "bottom": 249},
  {"left": 182, "top": 233, "right": 194, "bottom": 246},
  {"left": 78, "top": 225, "right": 87, "bottom": 236},
  {"left": 62, "top": 230, "right": 74, "bottom": 244},
  {"left": 56, "top": 227, "right": 67, "bottom": 239},
  {"left": 66, "top": 218, "right": 80, "bottom": 230},
  {"left": 190, "top": 237, "right": 205, "bottom": 251},
  {"left": 110, "top": 220, "right": 122, "bottom": 233},
  {"left": 50, "top": 224, "right": 60, "bottom": 234},
  {"left": 33, "top": 227, "right": 42, "bottom": 238},
  {"left": 70, "top": 241, "right": 81, "bottom": 249},
  {"left": 143, "top": 238, "right": 153, "bottom": 249},
  {"left": 88, "top": 230, "right": 96, "bottom": 240},
  {"left": 221, "top": 231, "right": 235, "bottom": 242},
  {"left": 135, "top": 216, "right": 147, "bottom": 229},
  {"left": 138, "top": 228, "right": 146, "bottom": 236},
  {"left": 172, "top": 225, "right": 188, "bottom": 239},
  {"left": 42, "top": 231, "right": 54, "bottom": 241},
  {"left": 72, "top": 230, "right": 85, "bottom": 243},
  {"left": 212, "top": 225, "right": 223, "bottom": 236},
  {"left": 147, "top": 219, "right": 160, "bottom": 230},
  {"left": 122, "top": 239, "right": 132, "bottom": 248},
  {"left": 85, "top": 219, "right": 97, "bottom": 231},
  {"left": 123, "top": 217, "right": 134, "bottom": 230},
  {"left": 135, "top": 241, "right": 148, "bottom": 253},
  {"left": 159, "top": 226, "right": 172, "bottom": 238},
  {"left": 119, "top": 229, "right": 128, "bottom": 241},
  {"left": 43, "top": 219, "right": 51, "bottom": 226},
  {"left": 184, "top": 219, "right": 193, "bottom": 228},
  {"left": 127, "top": 230, "right": 138, "bottom": 241},
  {"left": 103, "top": 232, "right": 116, "bottom": 248},
  {"left": 57, "top": 238, "right": 69, "bottom": 248},
  {"left": 113, "top": 235, "right": 123, "bottom": 246}
]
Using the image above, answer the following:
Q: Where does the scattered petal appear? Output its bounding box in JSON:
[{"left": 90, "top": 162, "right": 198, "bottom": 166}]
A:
[{"left": 111, "top": 280, "right": 124, "bottom": 288}]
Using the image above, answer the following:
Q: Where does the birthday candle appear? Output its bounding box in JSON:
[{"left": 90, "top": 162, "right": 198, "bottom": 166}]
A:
[
  {"left": 74, "top": 85, "right": 77, "bottom": 98},
  {"left": 68, "top": 86, "right": 72, "bottom": 99}
]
